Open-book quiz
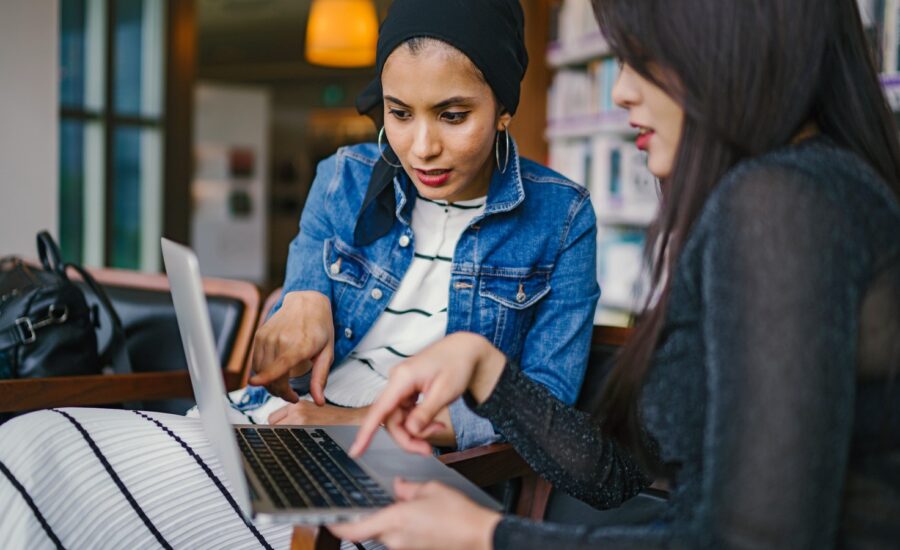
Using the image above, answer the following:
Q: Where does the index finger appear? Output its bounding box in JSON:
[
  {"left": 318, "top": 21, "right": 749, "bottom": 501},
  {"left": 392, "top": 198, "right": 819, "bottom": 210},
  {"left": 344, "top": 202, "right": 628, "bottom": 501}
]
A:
[
  {"left": 349, "top": 372, "right": 420, "bottom": 457},
  {"left": 249, "top": 352, "right": 303, "bottom": 387},
  {"left": 266, "top": 375, "right": 300, "bottom": 404}
]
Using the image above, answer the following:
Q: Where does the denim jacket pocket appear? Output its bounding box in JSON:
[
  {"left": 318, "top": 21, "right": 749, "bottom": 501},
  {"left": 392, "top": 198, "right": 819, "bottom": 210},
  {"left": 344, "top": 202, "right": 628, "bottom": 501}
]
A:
[
  {"left": 479, "top": 270, "right": 551, "bottom": 309},
  {"left": 478, "top": 269, "right": 551, "bottom": 353},
  {"left": 323, "top": 238, "right": 371, "bottom": 289}
]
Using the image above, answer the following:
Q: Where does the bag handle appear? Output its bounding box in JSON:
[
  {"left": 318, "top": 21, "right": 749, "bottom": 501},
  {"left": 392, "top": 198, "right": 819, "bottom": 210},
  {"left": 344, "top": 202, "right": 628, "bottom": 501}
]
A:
[
  {"left": 37, "top": 231, "right": 66, "bottom": 277},
  {"left": 66, "top": 263, "right": 133, "bottom": 376}
]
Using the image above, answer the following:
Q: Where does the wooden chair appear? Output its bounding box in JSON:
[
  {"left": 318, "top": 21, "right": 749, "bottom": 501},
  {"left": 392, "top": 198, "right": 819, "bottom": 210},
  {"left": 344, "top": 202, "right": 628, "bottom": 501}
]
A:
[
  {"left": 290, "top": 325, "right": 635, "bottom": 549},
  {"left": 0, "top": 266, "right": 259, "bottom": 414}
]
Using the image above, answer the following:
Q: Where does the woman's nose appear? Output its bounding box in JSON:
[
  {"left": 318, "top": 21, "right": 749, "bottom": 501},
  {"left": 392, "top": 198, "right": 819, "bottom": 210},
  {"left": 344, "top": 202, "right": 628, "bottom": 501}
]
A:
[
  {"left": 411, "top": 122, "right": 441, "bottom": 161},
  {"left": 611, "top": 64, "right": 639, "bottom": 110}
]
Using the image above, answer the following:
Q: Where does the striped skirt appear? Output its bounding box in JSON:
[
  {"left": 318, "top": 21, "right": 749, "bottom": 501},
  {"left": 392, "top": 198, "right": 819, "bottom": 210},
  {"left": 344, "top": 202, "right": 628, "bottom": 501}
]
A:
[{"left": 0, "top": 408, "right": 299, "bottom": 549}]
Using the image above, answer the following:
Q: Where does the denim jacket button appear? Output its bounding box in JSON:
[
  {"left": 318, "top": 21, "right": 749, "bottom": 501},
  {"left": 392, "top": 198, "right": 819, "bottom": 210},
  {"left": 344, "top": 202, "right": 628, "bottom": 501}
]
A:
[
  {"left": 344, "top": 327, "right": 353, "bottom": 339},
  {"left": 399, "top": 235, "right": 411, "bottom": 248},
  {"left": 516, "top": 291, "right": 527, "bottom": 303},
  {"left": 370, "top": 288, "right": 383, "bottom": 300},
  {"left": 330, "top": 262, "right": 341, "bottom": 275}
]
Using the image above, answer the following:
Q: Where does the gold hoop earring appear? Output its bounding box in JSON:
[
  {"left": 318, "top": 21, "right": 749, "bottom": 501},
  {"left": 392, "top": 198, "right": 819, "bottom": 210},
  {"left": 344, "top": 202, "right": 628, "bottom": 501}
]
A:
[
  {"left": 495, "top": 127, "right": 510, "bottom": 174},
  {"left": 378, "top": 127, "right": 402, "bottom": 168}
]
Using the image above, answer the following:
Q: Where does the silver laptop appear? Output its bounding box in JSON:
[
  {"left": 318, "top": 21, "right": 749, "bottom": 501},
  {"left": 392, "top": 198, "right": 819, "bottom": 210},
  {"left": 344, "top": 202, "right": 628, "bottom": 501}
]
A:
[{"left": 160, "top": 238, "right": 500, "bottom": 525}]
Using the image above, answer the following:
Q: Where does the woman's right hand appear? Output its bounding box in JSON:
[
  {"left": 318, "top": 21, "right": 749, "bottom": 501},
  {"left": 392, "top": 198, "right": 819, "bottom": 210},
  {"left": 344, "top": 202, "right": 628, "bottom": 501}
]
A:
[
  {"left": 248, "top": 291, "right": 334, "bottom": 405},
  {"left": 350, "top": 332, "right": 507, "bottom": 457}
]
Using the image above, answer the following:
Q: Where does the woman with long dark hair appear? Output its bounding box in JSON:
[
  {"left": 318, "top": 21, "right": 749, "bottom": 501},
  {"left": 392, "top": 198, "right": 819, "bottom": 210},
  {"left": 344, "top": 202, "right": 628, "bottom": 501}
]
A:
[{"left": 333, "top": 0, "right": 900, "bottom": 547}]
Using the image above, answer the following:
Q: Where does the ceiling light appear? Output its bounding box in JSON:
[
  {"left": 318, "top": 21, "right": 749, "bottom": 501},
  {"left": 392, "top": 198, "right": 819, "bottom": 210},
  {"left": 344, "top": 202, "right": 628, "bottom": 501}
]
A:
[{"left": 305, "top": 0, "right": 378, "bottom": 68}]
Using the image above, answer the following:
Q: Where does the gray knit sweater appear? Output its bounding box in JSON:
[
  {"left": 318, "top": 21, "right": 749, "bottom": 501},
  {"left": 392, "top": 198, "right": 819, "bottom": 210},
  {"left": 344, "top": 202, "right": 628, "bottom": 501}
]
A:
[{"left": 476, "top": 137, "right": 900, "bottom": 549}]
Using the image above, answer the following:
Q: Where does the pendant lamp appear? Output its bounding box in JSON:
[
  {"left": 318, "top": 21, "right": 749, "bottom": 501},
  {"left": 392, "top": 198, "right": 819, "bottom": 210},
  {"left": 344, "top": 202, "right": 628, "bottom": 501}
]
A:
[{"left": 305, "top": 0, "right": 378, "bottom": 68}]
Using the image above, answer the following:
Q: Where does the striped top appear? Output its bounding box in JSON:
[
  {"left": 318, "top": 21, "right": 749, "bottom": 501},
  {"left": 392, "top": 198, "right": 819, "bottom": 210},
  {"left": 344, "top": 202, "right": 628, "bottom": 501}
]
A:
[{"left": 323, "top": 193, "right": 485, "bottom": 407}]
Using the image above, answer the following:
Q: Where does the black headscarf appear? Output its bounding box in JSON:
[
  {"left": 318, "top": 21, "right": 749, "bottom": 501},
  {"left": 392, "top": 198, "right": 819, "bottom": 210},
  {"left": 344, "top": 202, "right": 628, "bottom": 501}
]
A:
[{"left": 352, "top": 0, "right": 528, "bottom": 247}]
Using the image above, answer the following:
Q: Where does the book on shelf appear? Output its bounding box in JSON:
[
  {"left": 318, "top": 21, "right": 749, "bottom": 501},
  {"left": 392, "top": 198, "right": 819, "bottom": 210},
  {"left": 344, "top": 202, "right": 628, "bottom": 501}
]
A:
[
  {"left": 588, "top": 137, "right": 658, "bottom": 227},
  {"left": 883, "top": 0, "right": 899, "bottom": 73},
  {"left": 547, "top": 58, "right": 622, "bottom": 122},
  {"left": 549, "top": 138, "right": 592, "bottom": 188},
  {"left": 556, "top": 0, "right": 602, "bottom": 49},
  {"left": 858, "top": 0, "right": 878, "bottom": 26},
  {"left": 549, "top": 136, "right": 656, "bottom": 222},
  {"left": 596, "top": 227, "right": 647, "bottom": 316},
  {"left": 857, "top": 0, "right": 900, "bottom": 74}
]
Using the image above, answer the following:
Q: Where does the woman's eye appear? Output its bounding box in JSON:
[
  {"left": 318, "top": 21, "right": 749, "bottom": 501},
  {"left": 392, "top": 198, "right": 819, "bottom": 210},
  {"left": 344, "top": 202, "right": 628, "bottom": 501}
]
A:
[
  {"left": 441, "top": 111, "right": 469, "bottom": 123},
  {"left": 389, "top": 109, "right": 411, "bottom": 120}
]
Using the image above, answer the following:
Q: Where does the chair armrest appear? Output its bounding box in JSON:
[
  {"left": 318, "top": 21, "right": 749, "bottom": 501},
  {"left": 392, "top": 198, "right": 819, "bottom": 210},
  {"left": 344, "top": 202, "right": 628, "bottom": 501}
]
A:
[
  {"left": 438, "top": 443, "right": 534, "bottom": 487},
  {"left": 0, "top": 371, "right": 243, "bottom": 412}
]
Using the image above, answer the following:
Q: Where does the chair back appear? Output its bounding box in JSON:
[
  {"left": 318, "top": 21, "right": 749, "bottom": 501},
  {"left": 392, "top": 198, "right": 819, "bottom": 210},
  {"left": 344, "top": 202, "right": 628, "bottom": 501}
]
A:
[
  {"left": 544, "top": 325, "right": 668, "bottom": 527},
  {"left": 576, "top": 325, "right": 631, "bottom": 413},
  {"left": 83, "top": 268, "right": 259, "bottom": 413},
  {"left": 0, "top": 266, "right": 259, "bottom": 414}
]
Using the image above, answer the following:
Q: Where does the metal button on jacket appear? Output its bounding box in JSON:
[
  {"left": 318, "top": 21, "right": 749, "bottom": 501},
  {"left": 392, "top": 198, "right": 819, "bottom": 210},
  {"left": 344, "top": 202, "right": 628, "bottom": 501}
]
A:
[
  {"left": 344, "top": 327, "right": 353, "bottom": 339},
  {"left": 399, "top": 235, "right": 411, "bottom": 248},
  {"left": 370, "top": 288, "right": 383, "bottom": 300}
]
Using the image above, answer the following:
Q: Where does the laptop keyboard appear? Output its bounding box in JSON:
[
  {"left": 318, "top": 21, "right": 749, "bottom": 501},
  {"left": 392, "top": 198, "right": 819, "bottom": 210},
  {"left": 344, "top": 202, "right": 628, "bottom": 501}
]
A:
[{"left": 236, "top": 427, "right": 393, "bottom": 510}]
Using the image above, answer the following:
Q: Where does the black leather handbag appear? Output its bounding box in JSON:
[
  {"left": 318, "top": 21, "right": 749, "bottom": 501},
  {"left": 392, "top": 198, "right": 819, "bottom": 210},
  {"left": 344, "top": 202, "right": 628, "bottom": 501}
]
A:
[{"left": 0, "top": 232, "right": 131, "bottom": 380}]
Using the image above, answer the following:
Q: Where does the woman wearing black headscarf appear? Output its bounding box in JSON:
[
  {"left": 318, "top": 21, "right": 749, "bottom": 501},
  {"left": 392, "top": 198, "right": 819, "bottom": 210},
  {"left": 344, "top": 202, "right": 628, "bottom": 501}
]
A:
[
  {"left": 241, "top": 0, "right": 599, "bottom": 452},
  {"left": 0, "top": 1, "right": 600, "bottom": 547}
]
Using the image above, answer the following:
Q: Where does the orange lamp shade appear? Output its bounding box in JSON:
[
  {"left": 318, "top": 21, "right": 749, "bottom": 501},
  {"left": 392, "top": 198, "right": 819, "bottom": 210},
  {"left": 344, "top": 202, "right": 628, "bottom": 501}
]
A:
[{"left": 305, "top": 0, "right": 378, "bottom": 68}]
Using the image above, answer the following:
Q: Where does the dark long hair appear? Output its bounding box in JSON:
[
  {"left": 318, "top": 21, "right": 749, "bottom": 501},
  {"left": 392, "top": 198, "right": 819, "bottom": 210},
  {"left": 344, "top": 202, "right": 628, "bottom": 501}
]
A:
[{"left": 591, "top": 0, "right": 900, "bottom": 466}]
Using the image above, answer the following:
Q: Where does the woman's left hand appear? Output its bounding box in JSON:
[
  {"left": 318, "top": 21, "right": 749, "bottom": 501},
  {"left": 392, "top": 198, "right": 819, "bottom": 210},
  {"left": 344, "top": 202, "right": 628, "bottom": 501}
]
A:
[
  {"left": 267, "top": 401, "right": 367, "bottom": 425},
  {"left": 329, "top": 478, "right": 501, "bottom": 550}
]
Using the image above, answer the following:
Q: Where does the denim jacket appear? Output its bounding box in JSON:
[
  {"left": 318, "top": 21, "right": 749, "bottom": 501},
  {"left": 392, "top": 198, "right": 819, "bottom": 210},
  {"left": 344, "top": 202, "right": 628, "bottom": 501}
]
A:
[{"left": 276, "top": 140, "right": 600, "bottom": 449}]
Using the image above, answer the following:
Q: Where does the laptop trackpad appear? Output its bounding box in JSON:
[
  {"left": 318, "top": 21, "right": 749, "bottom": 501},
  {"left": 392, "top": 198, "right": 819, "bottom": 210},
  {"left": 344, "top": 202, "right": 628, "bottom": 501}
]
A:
[
  {"left": 362, "top": 451, "right": 459, "bottom": 483},
  {"left": 323, "top": 426, "right": 500, "bottom": 510}
]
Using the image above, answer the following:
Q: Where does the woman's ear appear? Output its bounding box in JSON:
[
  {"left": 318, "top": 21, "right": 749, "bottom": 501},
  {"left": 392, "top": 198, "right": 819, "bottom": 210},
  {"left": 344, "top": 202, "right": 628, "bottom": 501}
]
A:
[{"left": 497, "top": 111, "right": 513, "bottom": 131}]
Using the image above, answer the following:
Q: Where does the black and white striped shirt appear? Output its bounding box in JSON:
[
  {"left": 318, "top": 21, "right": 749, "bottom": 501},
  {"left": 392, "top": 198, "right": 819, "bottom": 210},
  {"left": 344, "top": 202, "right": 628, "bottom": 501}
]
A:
[{"left": 324, "top": 195, "right": 486, "bottom": 407}]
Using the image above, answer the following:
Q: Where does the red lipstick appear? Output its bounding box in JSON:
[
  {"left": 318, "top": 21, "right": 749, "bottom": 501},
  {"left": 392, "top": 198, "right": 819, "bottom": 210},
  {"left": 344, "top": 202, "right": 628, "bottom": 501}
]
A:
[
  {"left": 635, "top": 131, "right": 653, "bottom": 151},
  {"left": 415, "top": 169, "right": 452, "bottom": 187},
  {"left": 631, "top": 123, "right": 654, "bottom": 151}
]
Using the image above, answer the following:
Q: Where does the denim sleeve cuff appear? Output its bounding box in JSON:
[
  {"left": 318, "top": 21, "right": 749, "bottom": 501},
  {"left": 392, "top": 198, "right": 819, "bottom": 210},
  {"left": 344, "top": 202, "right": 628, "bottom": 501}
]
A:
[{"left": 448, "top": 396, "right": 502, "bottom": 450}]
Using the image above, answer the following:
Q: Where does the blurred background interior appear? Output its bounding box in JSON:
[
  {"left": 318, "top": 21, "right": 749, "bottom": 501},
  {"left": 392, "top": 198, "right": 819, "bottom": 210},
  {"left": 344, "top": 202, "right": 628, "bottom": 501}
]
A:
[{"left": 2, "top": 0, "right": 898, "bottom": 327}]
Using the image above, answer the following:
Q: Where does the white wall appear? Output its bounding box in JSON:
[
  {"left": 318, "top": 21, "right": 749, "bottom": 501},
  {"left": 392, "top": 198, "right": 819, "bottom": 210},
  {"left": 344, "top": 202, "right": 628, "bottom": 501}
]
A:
[
  {"left": 0, "top": 1, "right": 58, "bottom": 257},
  {"left": 192, "top": 83, "right": 270, "bottom": 283}
]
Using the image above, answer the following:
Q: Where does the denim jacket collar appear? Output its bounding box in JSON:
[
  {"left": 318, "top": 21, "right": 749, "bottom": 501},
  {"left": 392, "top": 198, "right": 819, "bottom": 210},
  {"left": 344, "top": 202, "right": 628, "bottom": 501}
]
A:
[
  {"left": 482, "top": 137, "right": 525, "bottom": 216},
  {"left": 356, "top": 138, "right": 526, "bottom": 244}
]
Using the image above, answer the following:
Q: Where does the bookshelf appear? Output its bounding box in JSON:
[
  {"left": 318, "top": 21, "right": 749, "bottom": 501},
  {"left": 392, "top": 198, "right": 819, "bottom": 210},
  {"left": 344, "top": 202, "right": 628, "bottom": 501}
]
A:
[
  {"left": 545, "top": 0, "right": 653, "bottom": 326},
  {"left": 544, "top": 0, "right": 900, "bottom": 327},
  {"left": 546, "top": 109, "right": 631, "bottom": 140},
  {"left": 546, "top": 31, "right": 610, "bottom": 67}
]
